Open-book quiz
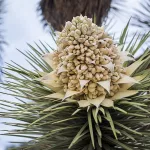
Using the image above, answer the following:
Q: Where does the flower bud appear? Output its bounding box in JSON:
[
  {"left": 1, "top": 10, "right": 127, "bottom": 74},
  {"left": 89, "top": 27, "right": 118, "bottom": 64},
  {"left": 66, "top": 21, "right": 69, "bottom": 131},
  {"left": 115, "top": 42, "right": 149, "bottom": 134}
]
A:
[
  {"left": 88, "top": 82, "right": 97, "bottom": 88},
  {"left": 86, "top": 72, "right": 93, "bottom": 79},
  {"left": 75, "top": 29, "right": 81, "bottom": 35},
  {"left": 70, "top": 25, "right": 76, "bottom": 31},
  {"left": 62, "top": 78, "right": 69, "bottom": 83},
  {"left": 96, "top": 66, "right": 102, "bottom": 72},
  {"left": 91, "top": 68, "right": 96, "bottom": 75},
  {"left": 88, "top": 87, "right": 95, "bottom": 93},
  {"left": 65, "top": 21, "right": 72, "bottom": 29},
  {"left": 79, "top": 75, "right": 85, "bottom": 80},
  {"left": 95, "top": 73, "right": 101, "bottom": 80},
  {"left": 91, "top": 54, "right": 96, "bottom": 60},
  {"left": 86, "top": 57, "right": 93, "bottom": 64},
  {"left": 81, "top": 24, "right": 88, "bottom": 34},
  {"left": 83, "top": 88, "right": 88, "bottom": 94},
  {"left": 71, "top": 80, "right": 78, "bottom": 84},
  {"left": 75, "top": 45, "right": 80, "bottom": 49},
  {"left": 94, "top": 49, "right": 99, "bottom": 54},
  {"left": 73, "top": 40, "right": 78, "bottom": 45},
  {"left": 78, "top": 38, "right": 85, "bottom": 43},
  {"left": 81, "top": 64, "right": 87, "bottom": 71},
  {"left": 88, "top": 92, "right": 93, "bottom": 99}
]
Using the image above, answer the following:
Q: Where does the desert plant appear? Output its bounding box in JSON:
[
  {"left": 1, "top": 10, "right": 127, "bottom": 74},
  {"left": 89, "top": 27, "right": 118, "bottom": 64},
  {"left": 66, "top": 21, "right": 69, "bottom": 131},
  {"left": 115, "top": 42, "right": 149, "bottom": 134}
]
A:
[{"left": 0, "top": 16, "right": 150, "bottom": 150}]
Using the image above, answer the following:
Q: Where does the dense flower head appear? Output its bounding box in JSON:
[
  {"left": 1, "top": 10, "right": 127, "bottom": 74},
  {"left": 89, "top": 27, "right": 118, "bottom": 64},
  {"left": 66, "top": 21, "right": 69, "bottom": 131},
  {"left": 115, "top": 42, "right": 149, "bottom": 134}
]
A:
[{"left": 52, "top": 15, "right": 127, "bottom": 99}]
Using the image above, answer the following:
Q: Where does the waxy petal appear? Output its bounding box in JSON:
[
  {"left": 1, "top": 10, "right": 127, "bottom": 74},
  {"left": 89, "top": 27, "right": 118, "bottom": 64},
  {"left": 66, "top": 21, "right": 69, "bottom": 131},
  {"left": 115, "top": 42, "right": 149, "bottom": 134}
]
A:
[
  {"left": 41, "top": 71, "right": 59, "bottom": 81},
  {"left": 102, "top": 62, "right": 115, "bottom": 72},
  {"left": 126, "top": 59, "right": 144, "bottom": 75},
  {"left": 117, "top": 45, "right": 123, "bottom": 51},
  {"left": 117, "top": 74, "right": 139, "bottom": 84},
  {"left": 45, "top": 92, "right": 65, "bottom": 99},
  {"left": 111, "top": 90, "right": 138, "bottom": 101},
  {"left": 42, "top": 53, "right": 56, "bottom": 70},
  {"left": 120, "top": 74, "right": 147, "bottom": 90},
  {"left": 40, "top": 71, "right": 62, "bottom": 92},
  {"left": 78, "top": 100, "right": 90, "bottom": 107},
  {"left": 101, "top": 99, "right": 114, "bottom": 107},
  {"left": 119, "top": 51, "right": 135, "bottom": 63},
  {"left": 57, "top": 65, "right": 68, "bottom": 74},
  {"left": 88, "top": 95, "right": 105, "bottom": 108},
  {"left": 41, "top": 80, "right": 62, "bottom": 92},
  {"left": 79, "top": 80, "right": 90, "bottom": 90},
  {"left": 97, "top": 80, "right": 110, "bottom": 93},
  {"left": 63, "top": 90, "right": 81, "bottom": 100}
]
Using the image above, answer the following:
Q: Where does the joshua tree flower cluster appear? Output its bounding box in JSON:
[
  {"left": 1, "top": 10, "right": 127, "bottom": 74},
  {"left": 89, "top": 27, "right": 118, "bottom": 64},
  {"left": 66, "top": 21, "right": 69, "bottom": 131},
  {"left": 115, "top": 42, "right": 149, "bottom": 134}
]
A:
[{"left": 53, "top": 16, "right": 127, "bottom": 99}]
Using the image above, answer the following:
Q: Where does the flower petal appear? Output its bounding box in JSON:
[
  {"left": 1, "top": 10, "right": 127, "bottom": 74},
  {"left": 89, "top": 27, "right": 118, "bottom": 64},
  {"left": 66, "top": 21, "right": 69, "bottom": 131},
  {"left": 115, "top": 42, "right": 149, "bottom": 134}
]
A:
[
  {"left": 45, "top": 92, "right": 65, "bottom": 99},
  {"left": 63, "top": 90, "right": 81, "bottom": 100},
  {"left": 126, "top": 59, "right": 144, "bottom": 75},
  {"left": 102, "top": 62, "right": 115, "bottom": 72},
  {"left": 79, "top": 80, "right": 90, "bottom": 90},
  {"left": 40, "top": 71, "right": 62, "bottom": 92},
  {"left": 42, "top": 53, "right": 56, "bottom": 70},
  {"left": 101, "top": 99, "right": 114, "bottom": 107},
  {"left": 41, "top": 80, "right": 62, "bottom": 92},
  {"left": 111, "top": 90, "right": 138, "bottom": 101},
  {"left": 78, "top": 100, "right": 90, "bottom": 107},
  {"left": 117, "top": 45, "right": 123, "bottom": 51},
  {"left": 117, "top": 74, "right": 139, "bottom": 84},
  {"left": 57, "top": 65, "right": 68, "bottom": 74},
  {"left": 97, "top": 80, "right": 110, "bottom": 93},
  {"left": 41, "top": 71, "right": 59, "bottom": 82},
  {"left": 119, "top": 51, "right": 135, "bottom": 63},
  {"left": 120, "top": 74, "right": 147, "bottom": 90},
  {"left": 88, "top": 95, "right": 105, "bottom": 108}
]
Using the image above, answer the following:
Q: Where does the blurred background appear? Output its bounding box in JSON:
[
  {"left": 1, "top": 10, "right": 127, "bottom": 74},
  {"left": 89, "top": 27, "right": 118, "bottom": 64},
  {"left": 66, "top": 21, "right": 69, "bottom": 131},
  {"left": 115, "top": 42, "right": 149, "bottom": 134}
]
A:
[{"left": 0, "top": 0, "right": 149, "bottom": 149}]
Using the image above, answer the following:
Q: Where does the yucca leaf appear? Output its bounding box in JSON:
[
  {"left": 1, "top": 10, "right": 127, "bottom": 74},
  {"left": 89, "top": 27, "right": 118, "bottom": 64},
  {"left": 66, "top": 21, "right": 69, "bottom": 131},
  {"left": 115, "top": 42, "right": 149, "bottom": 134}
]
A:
[
  {"left": 69, "top": 122, "right": 88, "bottom": 149},
  {"left": 104, "top": 135, "right": 132, "bottom": 150},
  {"left": 87, "top": 109, "right": 95, "bottom": 149},
  {"left": 105, "top": 109, "right": 118, "bottom": 139},
  {"left": 114, "top": 121, "right": 142, "bottom": 135}
]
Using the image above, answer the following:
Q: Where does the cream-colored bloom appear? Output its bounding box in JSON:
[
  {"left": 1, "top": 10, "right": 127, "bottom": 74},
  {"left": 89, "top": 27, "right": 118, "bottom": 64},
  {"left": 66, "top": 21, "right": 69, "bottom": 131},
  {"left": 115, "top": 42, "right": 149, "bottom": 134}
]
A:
[{"left": 41, "top": 15, "right": 143, "bottom": 108}]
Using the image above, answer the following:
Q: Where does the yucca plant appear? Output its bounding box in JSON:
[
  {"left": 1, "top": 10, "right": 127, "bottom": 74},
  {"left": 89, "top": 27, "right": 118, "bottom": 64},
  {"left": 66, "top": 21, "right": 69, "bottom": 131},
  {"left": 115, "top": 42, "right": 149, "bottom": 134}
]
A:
[{"left": 0, "top": 16, "right": 150, "bottom": 150}]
